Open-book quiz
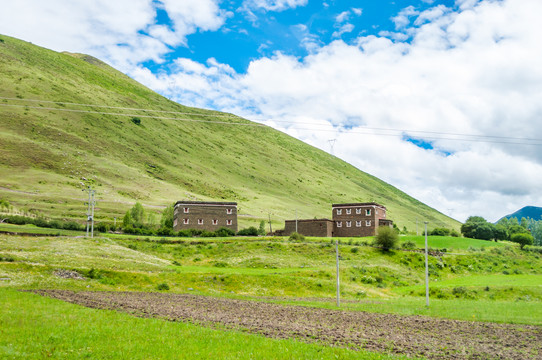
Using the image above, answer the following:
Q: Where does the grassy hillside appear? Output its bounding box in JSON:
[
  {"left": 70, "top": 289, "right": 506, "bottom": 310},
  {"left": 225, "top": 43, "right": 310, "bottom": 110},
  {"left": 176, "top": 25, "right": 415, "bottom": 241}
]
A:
[{"left": 0, "top": 34, "right": 458, "bottom": 231}]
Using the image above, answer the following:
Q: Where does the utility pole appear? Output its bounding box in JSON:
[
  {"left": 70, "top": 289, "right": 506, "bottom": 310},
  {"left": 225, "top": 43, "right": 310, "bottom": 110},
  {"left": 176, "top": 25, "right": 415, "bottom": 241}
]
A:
[
  {"left": 424, "top": 221, "right": 429, "bottom": 307},
  {"left": 83, "top": 186, "right": 96, "bottom": 238},
  {"left": 336, "top": 239, "right": 340, "bottom": 307},
  {"left": 328, "top": 139, "right": 336, "bottom": 155},
  {"left": 268, "top": 212, "right": 273, "bottom": 234}
]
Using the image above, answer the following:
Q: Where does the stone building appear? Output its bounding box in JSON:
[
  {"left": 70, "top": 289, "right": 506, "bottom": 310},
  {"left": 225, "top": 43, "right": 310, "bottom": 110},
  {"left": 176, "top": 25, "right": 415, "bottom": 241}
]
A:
[
  {"left": 173, "top": 201, "right": 238, "bottom": 232},
  {"left": 284, "top": 219, "right": 333, "bottom": 237},
  {"left": 332, "top": 202, "right": 392, "bottom": 237},
  {"left": 282, "top": 202, "right": 393, "bottom": 237}
]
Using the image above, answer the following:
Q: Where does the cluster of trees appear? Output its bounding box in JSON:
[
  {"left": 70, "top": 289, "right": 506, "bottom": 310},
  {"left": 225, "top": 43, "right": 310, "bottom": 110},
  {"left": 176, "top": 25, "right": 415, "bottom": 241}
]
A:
[{"left": 461, "top": 216, "right": 537, "bottom": 248}]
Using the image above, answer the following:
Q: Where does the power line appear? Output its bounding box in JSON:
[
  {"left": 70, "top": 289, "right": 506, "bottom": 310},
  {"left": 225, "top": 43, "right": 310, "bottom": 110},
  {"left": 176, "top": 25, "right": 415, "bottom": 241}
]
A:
[{"left": 2, "top": 97, "right": 542, "bottom": 146}]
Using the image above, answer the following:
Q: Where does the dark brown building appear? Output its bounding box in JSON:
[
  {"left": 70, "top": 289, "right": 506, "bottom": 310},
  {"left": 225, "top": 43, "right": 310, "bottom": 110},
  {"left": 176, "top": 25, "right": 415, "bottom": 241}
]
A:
[
  {"left": 284, "top": 219, "right": 333, "bottom": 237},
  {"left": 173, "top": 201, "right": 237, "bottom": 232},
  {"left": 332, "top": 202, "right": 392, "bottom": 237}
]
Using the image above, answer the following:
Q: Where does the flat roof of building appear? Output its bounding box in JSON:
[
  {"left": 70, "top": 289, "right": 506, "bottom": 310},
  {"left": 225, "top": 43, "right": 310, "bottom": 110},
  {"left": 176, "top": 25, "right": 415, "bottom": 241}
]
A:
[
  {"left": 332, "top": 202, "right": 386, "bottom": 209},
  {"left": 285, "top": 218, "right": 332, "bottom": 223},
  {"left": 175, "top": 201, "right": 237, "bottom": 206}
]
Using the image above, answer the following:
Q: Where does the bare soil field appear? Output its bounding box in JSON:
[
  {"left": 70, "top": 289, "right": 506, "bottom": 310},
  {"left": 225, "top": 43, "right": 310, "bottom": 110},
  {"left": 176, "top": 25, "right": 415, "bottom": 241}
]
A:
[{"left": 33, "top": 290, "right": 541, "bottom": 359}]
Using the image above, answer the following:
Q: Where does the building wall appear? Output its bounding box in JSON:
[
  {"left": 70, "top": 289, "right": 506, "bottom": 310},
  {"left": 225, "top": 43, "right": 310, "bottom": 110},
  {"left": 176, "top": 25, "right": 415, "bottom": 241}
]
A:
[
  {"left": 332, "top": 203, "right": 391, "bottom": 237},
  {"left": 173, "top": 201, "right": 238, "bottom": 232},
  {"left": 284, "top": 219, "right": 333, "bottom": 237}
]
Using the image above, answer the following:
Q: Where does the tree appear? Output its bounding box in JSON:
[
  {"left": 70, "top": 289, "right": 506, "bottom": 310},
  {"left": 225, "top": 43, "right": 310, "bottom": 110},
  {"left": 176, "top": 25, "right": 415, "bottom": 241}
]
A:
[
  {"left": 474, "top": 223, "right": 495, "bottom": 241},
  {"left": 130, "top": 202, "right": 145, "bottom": 227},
  {"left": 160, "top": 203, "right": 175, "bottom": 229},
  {"left": 508, "top": 224, "right": 528, "bottom": 237},
  {"left": 510, "top": 233, "right": 534, "bottom": 249},
  {"left": 258, "top": 220, "right": 266, "bottom": 235},
  {"left": 493, "top": 224, "right": 508, "bottom": 241},
  {"left": 461, "top": 216, "right": 489, "bottom": 239},
  {"left": 374, "top": 226, "right": 399, "bottom": 251},
  {"left": 122, "top": 211, "right": 132, "bottom": 228}
]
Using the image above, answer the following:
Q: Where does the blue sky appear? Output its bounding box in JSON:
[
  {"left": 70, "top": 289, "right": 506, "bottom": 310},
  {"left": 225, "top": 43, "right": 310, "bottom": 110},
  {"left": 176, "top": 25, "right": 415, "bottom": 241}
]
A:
[
  {"left": 147, "top": 0, "right": 455, "bottom": 73},
  {"left": 1, "top": 0, "right": 542, "bottom": 222}
]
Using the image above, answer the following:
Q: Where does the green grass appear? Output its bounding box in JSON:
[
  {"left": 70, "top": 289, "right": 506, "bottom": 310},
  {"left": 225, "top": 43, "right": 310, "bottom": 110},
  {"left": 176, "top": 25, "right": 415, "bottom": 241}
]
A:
[
  {"left": 0, "top": 288, "right": 413, "bottom": 360},
  {"left": 0, "top": 33, "right": 459, "bottom": 232},
  {"left": 400, "top": 235, "right": 510, "bottom": 250}
]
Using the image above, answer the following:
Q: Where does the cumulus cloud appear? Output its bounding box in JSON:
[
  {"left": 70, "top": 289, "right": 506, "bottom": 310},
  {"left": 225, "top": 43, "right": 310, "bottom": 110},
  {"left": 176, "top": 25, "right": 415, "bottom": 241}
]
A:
[
  {"left": 0, "top": 0, "right": 228, "bottom": 70},
  {"left": 131, "top": 0, "right": 542, "bottom": 222},
  {"left": 241, "top": 0, "right": 308, "bottom": 12}
]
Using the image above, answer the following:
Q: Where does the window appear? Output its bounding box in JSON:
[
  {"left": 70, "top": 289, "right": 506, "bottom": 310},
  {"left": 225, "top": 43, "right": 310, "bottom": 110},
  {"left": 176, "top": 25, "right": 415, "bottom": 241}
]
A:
[
  {"left": 356, "top": 221, "right": 361, "bottom": 227},
  {"left": 337, "top": 209, "right": 342, "bottom": 215},
  {"left": 337, "top": 221, "right": 342, "bottom": 227},
  {"left": 226, "top": 208, "right": 233, "bottom": 214},
  {"left": 365, "top": 209, "right": 371, "bottom": 216},
  {"left": 183, "top": 218, "right": 189, "bottom": 225},
  {"left": 198, "top": 219, "right": 203, "bottom": 225},
  {"left": 366, "top": 220, "right": 371, "bottom": 226},
  {"left": 356, "top": 208, "right": 361, "bottom": 214},
  {"left": 173, "top": 219, "right": 178, "bottom": 227},
  {"left": 346, "top": 221, "right": 351, "bottom": 227},
  {"left": 212, "top": 219, "right": 218, "bottom": 225},
  {"left": 226, "top": 219, "right": 232, "bottom": 226},
  {"left": 174, "top": 208, "right": 178, "bottom": 215},
  {"left": 346, "top": 209, "right": 351, "bottom": 215},
  {"left": 183, "top": 207, "right": 189, "bottom": 213}
]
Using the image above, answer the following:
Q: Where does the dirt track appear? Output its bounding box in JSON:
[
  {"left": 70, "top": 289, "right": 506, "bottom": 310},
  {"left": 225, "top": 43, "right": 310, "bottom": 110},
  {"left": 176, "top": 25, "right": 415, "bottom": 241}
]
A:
[{"left": 33, "top": 290, "right": 541, "bottom": 359}]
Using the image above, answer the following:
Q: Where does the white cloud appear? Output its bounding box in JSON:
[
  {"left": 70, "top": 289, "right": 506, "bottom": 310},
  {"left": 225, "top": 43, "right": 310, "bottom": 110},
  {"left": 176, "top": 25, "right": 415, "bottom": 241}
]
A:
[
  {"left": 332, "top": 24, "right": 355, "bottom": 38},
  {"left": 242, "top": 0, "right": 308, "bottom": 12},
  {"left": 132, "top": 0, "right": 542, "bottom": 223},
  {"left": 0, "top": 0, "right": 228, "bottom": 71}
]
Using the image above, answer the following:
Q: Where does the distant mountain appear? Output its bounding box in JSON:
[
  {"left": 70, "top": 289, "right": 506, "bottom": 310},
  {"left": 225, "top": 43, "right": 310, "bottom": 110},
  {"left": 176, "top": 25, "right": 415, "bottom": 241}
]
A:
[
  {"left": 0, "top": 34, "right": 459, "bottom": 230},
  {"left": 499, "top": 206, "right": 542, "bottom": 223}
]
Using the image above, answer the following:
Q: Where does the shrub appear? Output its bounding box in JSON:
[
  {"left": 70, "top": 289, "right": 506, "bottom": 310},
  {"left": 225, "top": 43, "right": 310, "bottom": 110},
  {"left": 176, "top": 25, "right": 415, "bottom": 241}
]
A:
[
  {"left": 289, "top": 232, "right": 305, "bottom": 241},
  {"left": 401, "top": 240, "right": 416, "bottom": 249},
  {"left": 95, "top": 222, "right": 109, "bottom": 233},
  {"left": 156, "top": 283, "right": 169, "bottom": 291},
  {"left": 510, "top": 233, "right": 534, "bottom": 249},
  {"left": 131, "top": 117, "right": 141, "bottom": 125},
  {"left": 63, "top": 221, "right": 82, "bottom": 231},
  {"left": 237, "top": 227, "right": 259, "bottom": 236},
  {"left": 177, "top": 229, "right": 193, "bottom": 237},
  {"left": 430, "top": 228, "right": 450, "bottom": 236},
  {"left": 374, "top": 226, "right": 399, "bottom": 251},
  {"left": 450, "top": 229, "right": 460, "bottom": 237},
  {"left": 200, "top": 230, "right": 216, "bottom": 238},
  {"left": 215, "top": 227, "right": 235, "bottom": 237},
  {"left": 156, "top": 227, "right": 173, "bottom": 236}
]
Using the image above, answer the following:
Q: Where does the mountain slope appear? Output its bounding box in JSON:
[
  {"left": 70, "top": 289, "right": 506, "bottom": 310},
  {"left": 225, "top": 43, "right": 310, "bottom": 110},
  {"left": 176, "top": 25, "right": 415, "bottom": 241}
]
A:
[
  {"left": 499, "top": 206, "right": 542, "bottom": 223},
  {"left": 0, "top": 34, "right": 459, "bottom": 230}
]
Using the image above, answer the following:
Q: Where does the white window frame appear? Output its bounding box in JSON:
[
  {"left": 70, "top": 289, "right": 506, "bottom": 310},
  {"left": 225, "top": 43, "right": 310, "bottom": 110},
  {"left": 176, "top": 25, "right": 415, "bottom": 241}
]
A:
[
  {"left": 337, "top": 221, "right": 342, "bottom": 228},
  {"left": 212, "top": 219, "right": 218, "bottom": 225},
  {"left": 198, "top": 218, "right": 204, "bottom": 225},
  {"left": 346, "top": 221, "right": 351, "bottom": 227},
  {"left": 356, "top": 208, "right": 361, "bottom": 214},
  {"left": 183, "top": 218, "right": 189, "bottom": 225},
  {"left": 226, "top": 219, "right": 232, "bottom": 226},
  {"left": 356, "top": 220, "right": 362, "bottom": 227},
  {"left": 226, "top": 208, "right": 233, "bottom": 215},
  {"left": 337, "top": 209, "right": 342, "bottom": 215},
  {"left": 184, "top": 207, "right": 189, "bottom": 214},
  {"left": 173, "top": 219, "right": 178, "bottom": 227},
  {"left": 346, "top": 209, "right": 351, "bottom": 215},
  {"left": 366, "top": 220, "right": 371, "bottom": 226},
  {"left": 366, "top": 209, "right": 371, "bottom": 216}
]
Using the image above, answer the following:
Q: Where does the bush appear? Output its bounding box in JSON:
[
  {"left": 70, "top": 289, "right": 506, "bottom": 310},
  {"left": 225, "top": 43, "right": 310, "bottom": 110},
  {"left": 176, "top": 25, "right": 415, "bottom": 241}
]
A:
[
  {"left": 374, "top": 226, "right": 399, "bottom": 251},
  {"left": 215, "top": 227, "right": 235, "bottom": 237},
  {"left": 177, "top": 229, "right": 193, "bottom": 237},
  {"left": 237, "top": 227, "right": 259, "bottom": 236},
  {"left": 430, "top": 228, "right": 451, "bottom": 236},
  {"left": 450, "top": 229, "right": 460, "bottom": 237},
  {"left": 289, "top": 232, "right": 305, "bottom": 241},
  {"left": 156, "top": 227, "right": 173, "bottom": 236},
  {"left": 95, "top": 223, "right": 109, "bottom": 233},
  {"left": 156, "top": 283, "right": 169, "bottom": 291},
  {"left": 401, "top": 240, "right": 416, "bottom": 249},
  {"left": 511, "top": 233, "right": 534, "bottom": 249},
  {"left": 63, "top": 221, "right": 83, "bottom": 231},
  {"left": 131, "top": 117, "right": 141, "bottom": 125}
]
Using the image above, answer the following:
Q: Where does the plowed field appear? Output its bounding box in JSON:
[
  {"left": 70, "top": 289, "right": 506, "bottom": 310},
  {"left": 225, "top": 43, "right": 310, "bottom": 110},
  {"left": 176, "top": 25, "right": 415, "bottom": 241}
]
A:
[{"left": 33, "top": 290, "right": 541, "bottom": 359}]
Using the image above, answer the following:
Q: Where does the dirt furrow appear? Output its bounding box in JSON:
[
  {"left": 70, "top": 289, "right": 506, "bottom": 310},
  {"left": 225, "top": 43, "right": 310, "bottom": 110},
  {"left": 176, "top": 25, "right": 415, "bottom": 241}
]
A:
[{"left": 32, "top": 290, "right": 542, "bottom": 360}]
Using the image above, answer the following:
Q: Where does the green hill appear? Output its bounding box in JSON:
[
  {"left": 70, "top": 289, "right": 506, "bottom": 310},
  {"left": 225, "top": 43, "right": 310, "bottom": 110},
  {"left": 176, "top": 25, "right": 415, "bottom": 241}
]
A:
[
  {"left": 499, "top": 206, "right": 542, "bottom": 223},
  {"left": 0, "top": 34, "right": 458, "bottom": 230}
]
